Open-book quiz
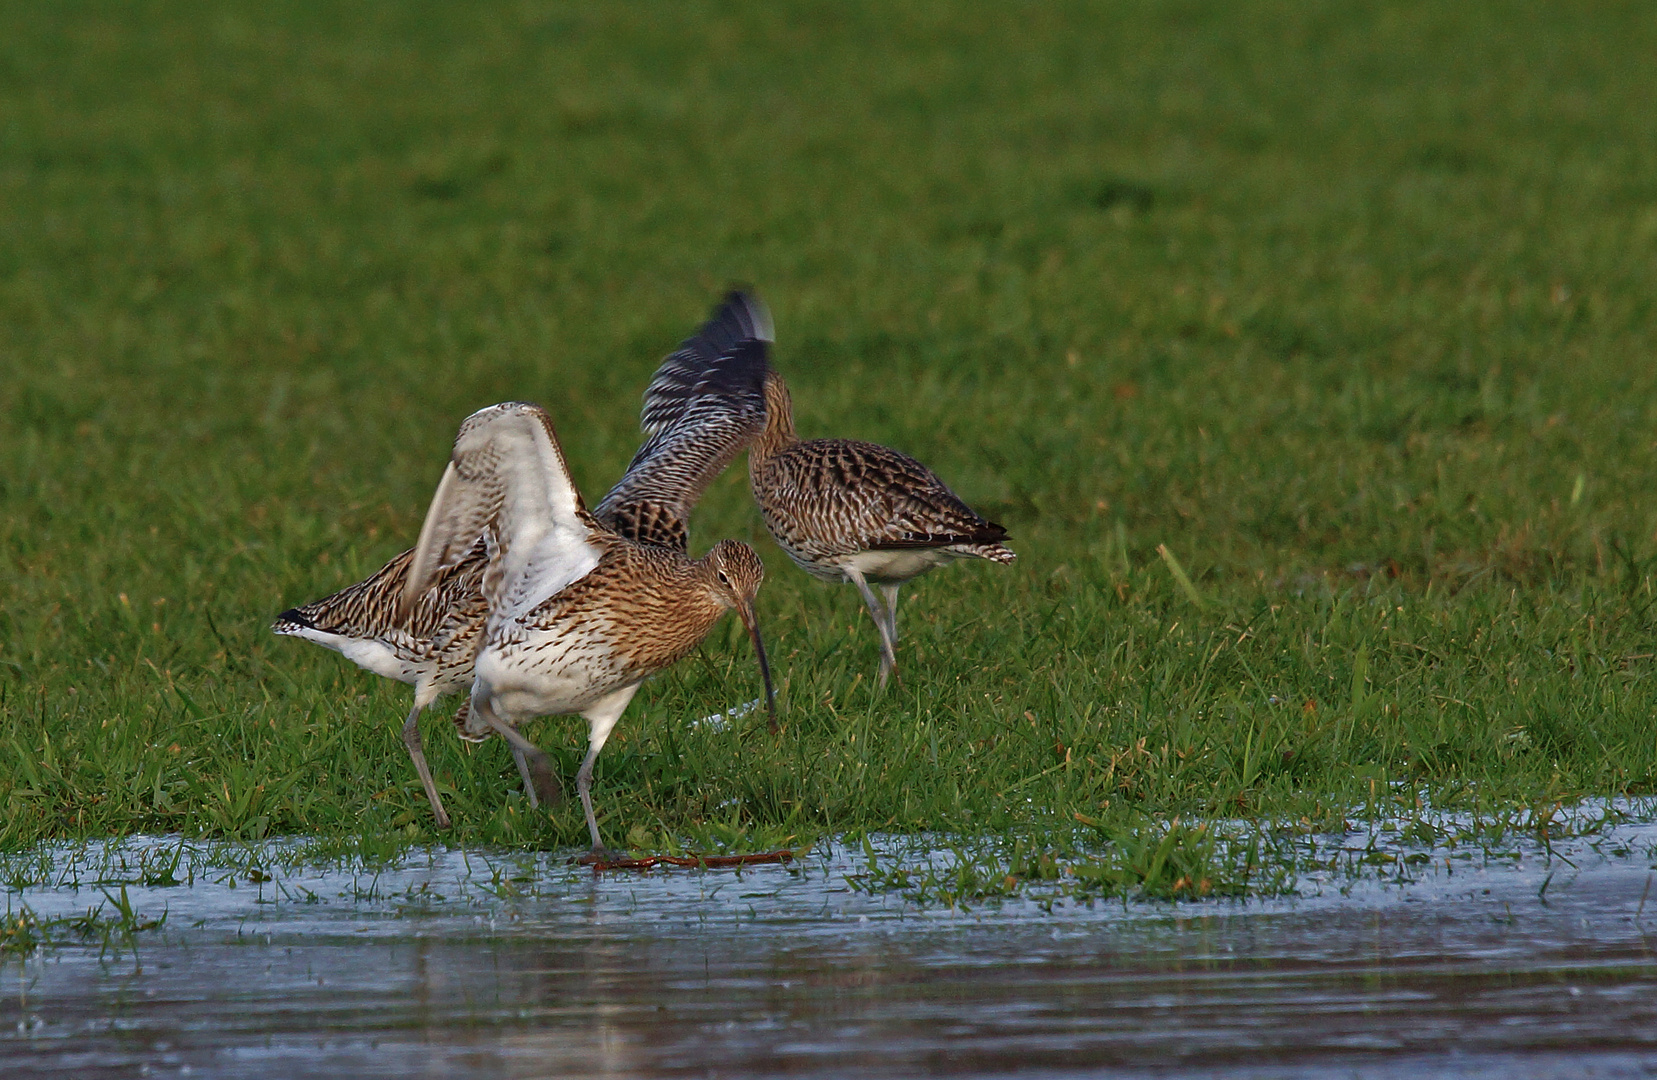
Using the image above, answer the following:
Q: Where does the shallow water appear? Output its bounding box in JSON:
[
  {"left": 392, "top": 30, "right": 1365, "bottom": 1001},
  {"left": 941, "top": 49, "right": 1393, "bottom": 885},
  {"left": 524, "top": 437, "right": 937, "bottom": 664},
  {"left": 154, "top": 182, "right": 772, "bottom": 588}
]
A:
[{"left": 4, "top": 816, "right": 1657, "bottom": 1079}]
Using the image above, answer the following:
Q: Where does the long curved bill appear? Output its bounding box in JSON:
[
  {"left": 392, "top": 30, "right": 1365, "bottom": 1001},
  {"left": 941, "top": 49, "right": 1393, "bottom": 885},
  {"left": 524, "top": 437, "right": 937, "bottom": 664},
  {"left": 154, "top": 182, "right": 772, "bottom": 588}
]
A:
[{"left": 736, "top": 600, "right": 779, "bottom": 732}]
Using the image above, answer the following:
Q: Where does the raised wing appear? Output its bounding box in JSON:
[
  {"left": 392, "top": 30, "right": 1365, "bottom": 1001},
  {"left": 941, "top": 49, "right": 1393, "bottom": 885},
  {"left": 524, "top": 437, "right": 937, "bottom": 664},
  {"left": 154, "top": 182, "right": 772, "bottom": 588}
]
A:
[
  {"left": 402, "top": 402, "right": 604, "bottom": 621},
  {"left": 593, "top": 291, "right": 773, "bottom": 552}
]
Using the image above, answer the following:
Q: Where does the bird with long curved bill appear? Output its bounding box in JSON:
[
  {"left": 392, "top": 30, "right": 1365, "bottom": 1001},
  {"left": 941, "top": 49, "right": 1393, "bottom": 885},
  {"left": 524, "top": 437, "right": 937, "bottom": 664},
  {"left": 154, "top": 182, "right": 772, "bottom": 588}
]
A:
[
  {"left": 401, "top": 401, "right": 775, "bottom": 861},
  {"left": 273, "top": 292, "right": 780, "bottom": 830},
  {"left": 652, "top": 291, "right": 1015, "bottom": 688}
]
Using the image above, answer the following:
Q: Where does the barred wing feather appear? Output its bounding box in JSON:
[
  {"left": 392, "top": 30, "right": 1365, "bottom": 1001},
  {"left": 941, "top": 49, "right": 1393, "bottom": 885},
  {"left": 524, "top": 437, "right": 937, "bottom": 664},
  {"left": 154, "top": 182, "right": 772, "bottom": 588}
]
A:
[{"left": 594, "top": 292, "right": 772, "bottom": 552}]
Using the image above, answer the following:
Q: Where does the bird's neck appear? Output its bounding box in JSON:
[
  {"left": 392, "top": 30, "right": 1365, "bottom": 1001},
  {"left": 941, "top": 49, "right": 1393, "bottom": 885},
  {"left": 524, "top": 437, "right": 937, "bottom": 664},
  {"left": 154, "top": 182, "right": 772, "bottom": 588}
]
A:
[{"left": 750, "top": 371, "right": 798, "bottom": 474}]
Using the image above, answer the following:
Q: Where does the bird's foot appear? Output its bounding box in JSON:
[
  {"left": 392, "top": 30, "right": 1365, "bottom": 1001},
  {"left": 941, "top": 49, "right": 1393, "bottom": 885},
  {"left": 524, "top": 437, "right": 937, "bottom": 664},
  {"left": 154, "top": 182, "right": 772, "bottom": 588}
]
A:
[
  {"left": 432, "top": 811, "right": 453, "bottom": 831},
  {"left": 575, "top": 845, "right": 625, "bottom": 866}
]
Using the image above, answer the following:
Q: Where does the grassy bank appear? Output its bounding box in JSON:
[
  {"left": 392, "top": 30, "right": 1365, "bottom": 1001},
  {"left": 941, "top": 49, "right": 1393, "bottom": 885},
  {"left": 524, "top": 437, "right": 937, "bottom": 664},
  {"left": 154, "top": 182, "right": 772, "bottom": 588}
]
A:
[{"left": 3, "top": 1, "right": 1656, "bottom": 869}]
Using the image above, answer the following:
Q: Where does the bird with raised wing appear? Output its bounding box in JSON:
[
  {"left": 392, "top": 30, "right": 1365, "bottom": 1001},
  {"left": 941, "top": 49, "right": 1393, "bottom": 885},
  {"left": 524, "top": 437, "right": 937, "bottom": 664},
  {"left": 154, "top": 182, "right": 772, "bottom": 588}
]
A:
[
  {"left": 273, "top": 293, "right": 779, "bottom": 830},
  {"left": 741, "top": 301, "right": 1015, "bottom": 686},
  {"left": 401, "top": 400, "right": 775, "bottom": 861}
]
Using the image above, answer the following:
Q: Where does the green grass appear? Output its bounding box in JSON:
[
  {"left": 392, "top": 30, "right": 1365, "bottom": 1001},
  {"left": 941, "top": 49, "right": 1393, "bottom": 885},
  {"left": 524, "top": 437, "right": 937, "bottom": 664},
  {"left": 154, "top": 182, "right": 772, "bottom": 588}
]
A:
[{"left": 4, "top": 1, "right": 1657, "bottom": 870}]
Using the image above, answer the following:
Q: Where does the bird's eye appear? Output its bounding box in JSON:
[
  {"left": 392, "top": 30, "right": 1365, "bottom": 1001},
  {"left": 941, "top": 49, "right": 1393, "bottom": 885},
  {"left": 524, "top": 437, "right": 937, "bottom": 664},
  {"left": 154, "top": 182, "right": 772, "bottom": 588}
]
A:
[{"left": 717, "top": 570, "right": 731, "bottom": 586}]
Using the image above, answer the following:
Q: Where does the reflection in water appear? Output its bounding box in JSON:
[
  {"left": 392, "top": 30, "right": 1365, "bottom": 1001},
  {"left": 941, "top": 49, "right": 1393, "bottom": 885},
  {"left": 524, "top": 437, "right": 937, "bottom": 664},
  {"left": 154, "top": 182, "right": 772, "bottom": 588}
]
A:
[{"left": 3, "top": 818, "right": 1657, "bottom": 1078}]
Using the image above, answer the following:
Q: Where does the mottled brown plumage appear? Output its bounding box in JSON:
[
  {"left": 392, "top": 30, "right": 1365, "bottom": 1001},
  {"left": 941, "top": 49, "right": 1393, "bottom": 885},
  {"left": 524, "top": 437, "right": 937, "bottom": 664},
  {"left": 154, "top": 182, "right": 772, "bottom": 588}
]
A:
[
  {"left": 404, "top": 402, "right": 775, "bottom": 860},
  {"left": 273, "top": 295, "right": 776, "bottom": 831},
  {"left": 473, "top": 539, "right": 743, "bottom": 691},
  {"left": 272, "top": 541, "right": 488, "bottom": 829},
  {"left": 749, "top": 364, "right": 1016, "bottom": 687}
]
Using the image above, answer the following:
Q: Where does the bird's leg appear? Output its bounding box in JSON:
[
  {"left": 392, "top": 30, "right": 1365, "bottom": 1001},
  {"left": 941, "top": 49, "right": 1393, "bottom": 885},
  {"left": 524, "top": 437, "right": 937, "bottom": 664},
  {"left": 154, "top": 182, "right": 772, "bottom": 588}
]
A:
[
  {"left": 879, "top": 584, "right": 901, "bottom": 646},
  {"left": 573, "top": 685, "right": 639, "bottom": 864},
  {"left": 845, "top": 567, "right": 899, "bottom": 689},
  {"left": 574, "top": 747, "right": 614, "bottom": 862},
  {"left": 475, "top": 697, "right": 562, "bottom": 809},
  {"left": 511, "top": 747, "right": 540, "bottom": 809},
  {"left": 876, "top": 584, "right": 903, "bottom": 689},
  {"left": 401, "top": 700, "right": 451, "bottom": 830}
]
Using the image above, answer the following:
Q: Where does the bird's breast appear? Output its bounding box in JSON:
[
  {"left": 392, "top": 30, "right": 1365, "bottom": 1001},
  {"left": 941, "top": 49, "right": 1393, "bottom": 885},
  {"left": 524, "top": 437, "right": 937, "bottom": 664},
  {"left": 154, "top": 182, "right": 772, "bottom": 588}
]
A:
[{"left": 473, "top": 622, "right": 631, "bottom": 719}]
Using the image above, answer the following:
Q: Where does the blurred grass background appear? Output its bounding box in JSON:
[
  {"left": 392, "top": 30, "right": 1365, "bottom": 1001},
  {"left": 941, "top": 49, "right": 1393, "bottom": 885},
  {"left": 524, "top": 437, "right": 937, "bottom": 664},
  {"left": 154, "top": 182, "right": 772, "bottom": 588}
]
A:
[{"left": 3, "top": 1, "right": 1656, "bottom": 851}]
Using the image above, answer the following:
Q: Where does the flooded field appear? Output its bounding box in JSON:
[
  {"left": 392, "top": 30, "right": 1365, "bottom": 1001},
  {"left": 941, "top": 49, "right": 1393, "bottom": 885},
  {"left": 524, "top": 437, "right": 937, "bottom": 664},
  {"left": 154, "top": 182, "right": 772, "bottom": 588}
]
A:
[{"left": 4, "top": 811, "right": 1657, "bottom": 1079}]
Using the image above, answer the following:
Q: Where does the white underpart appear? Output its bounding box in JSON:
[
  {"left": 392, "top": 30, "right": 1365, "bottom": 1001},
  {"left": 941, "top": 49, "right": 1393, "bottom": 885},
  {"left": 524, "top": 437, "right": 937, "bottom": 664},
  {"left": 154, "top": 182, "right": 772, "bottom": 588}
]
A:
[
  {"left": 276, "top": 626, "right": 419, "bottom": 686},
  {"left": 579, "top": 683, "right": 638, "bottom": 762},
  {"left": 840, "top": 547, "right": 961, "bottom": 584},
  {"left": 472, "top": 628, "right": 617, "bottom": 719}
]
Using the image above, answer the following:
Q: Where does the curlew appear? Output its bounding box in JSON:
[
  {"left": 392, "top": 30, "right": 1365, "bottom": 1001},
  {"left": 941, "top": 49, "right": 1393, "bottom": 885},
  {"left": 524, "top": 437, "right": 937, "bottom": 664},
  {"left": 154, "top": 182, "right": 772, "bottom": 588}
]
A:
[
  {"left": 274, "top": 293, "right": 778, "bottom": 829},
  {"left": 728, "top": 296, "right": 1015, "bottom": 686},
  {"left": 272, "top": 542, "right": 488, "bottom": 830},
  {"left": 401, "top": 401, "right": 775, "bottom": 861}
]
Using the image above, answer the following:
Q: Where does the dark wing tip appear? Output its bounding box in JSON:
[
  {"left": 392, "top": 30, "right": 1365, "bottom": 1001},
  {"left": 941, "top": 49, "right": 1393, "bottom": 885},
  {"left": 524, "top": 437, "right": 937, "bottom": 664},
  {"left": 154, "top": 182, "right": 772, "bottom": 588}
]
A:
[
  {"left": 869, "top": 529, "right": 1007, "bottom": 551},
  {"left": 870, "top": 517, "right": 1011, "bottom": 551},
  {"left": 273, "top": 607, "right": 317, "bottom": 632},
  {"left": 709, "top": 337, "right": 771, "bottom": 392},
  {"left": 718, "top": 289, "right": 773, "bottom": 343},
  {"left": 681, "top": 291, "right": 772, "bottom": 368},
  {"left": 637, "top": 297, "right": 773, "bottom": 436},
  {"left": 596, "top": 290, "right": 775, "bottom": 538},
  {"left": 681, "top": 290, "right": 772, "bottom": 366}
]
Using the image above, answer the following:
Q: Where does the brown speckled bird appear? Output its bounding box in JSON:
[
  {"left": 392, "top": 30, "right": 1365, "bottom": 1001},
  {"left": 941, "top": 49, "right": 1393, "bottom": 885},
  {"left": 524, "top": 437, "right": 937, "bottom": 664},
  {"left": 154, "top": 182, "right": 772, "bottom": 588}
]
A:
[
  {"left": 740, "top": 302, "right": 1015, "bottom": 687},
  {"left": 401, "top": 401, "right": 775, "bottom": 861},
  {"left": 273, "top": 542, "right": 487, "bottom": 830},
  {"left": 273, "top": 294, "right": 777, "bottom": 831}
]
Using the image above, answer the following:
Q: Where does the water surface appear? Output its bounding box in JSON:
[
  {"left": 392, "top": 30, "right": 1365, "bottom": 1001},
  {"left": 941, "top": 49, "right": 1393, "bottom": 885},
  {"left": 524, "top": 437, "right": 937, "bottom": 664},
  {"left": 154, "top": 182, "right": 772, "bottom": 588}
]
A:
[{"left": 4, "top": 815, "right": 1656, "bottom": 1078}]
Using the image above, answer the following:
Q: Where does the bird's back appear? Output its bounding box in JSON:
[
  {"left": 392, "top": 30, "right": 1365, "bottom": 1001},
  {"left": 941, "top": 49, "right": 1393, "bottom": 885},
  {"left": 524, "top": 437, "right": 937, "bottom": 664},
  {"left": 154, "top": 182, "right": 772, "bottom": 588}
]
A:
[
  {"left": 754, "top": 437, "right": 1012, "bottom": 570},
  {"left": 523, "top": 542, "right": 722, "bottom": 673},
  {"left": 274, "top": 542, "right": 489, "bottom": 687}
]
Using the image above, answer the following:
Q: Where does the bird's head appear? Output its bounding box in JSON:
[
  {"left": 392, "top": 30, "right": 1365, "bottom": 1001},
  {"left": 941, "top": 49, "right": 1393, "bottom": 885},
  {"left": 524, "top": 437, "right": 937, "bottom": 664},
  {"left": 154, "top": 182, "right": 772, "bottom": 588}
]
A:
[{"left": 705, "top": 539, "right": 765, "bottom": 610}]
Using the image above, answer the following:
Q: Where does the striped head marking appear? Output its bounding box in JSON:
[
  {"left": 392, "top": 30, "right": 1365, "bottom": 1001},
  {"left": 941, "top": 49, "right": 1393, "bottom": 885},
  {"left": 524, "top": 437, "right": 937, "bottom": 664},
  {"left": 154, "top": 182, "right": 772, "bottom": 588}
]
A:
[{"left": 705, "top": 539, "right": 765, "bottom": 610}]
